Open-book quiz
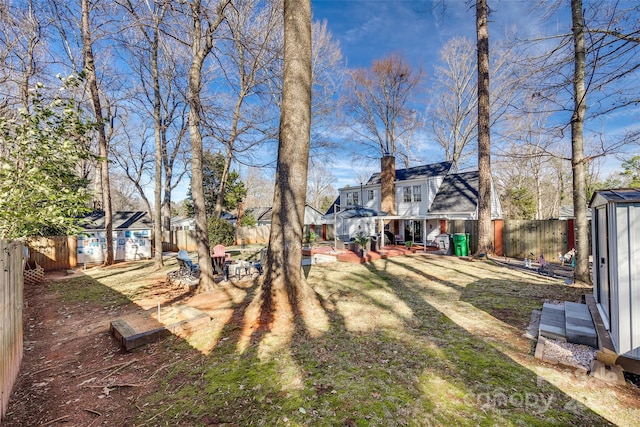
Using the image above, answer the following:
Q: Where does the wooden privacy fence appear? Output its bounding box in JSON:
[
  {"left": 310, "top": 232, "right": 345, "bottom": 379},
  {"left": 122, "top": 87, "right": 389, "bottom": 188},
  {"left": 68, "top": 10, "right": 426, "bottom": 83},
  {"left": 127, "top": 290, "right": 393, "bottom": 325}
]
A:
[
  {"left": 1, "top": 240, "right": 23, "bottom": 421},
  {"left": 446, "top": 219, "right": 580, "bottom": 259},
  {"left": 22, "top": 219, "right": 588, "bottom": 271},
  {"left": 162, "top": 230, "right": 197, "bottom": 252},
  {"left": 502, "top": 219, "right": 578, "bottom": 259},
  {"left": 25, "top": 236, "right": 77, "bottom": 271}
]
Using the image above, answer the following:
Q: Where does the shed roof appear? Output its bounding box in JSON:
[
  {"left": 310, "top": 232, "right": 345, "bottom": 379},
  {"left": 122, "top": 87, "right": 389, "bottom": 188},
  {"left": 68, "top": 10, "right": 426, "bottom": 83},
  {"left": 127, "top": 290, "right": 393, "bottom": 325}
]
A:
[
  {"left": 81, "top": 211, "right": 152, "bottom": 231},
  {"left": 366, "top": 161, "right": 453, "bottom": 185},
  {"left": 590, "top": 188, "right": 640, "bottom": 207},
  {"left": 428, "top": 171, "right": 479, "bottom": 214}
]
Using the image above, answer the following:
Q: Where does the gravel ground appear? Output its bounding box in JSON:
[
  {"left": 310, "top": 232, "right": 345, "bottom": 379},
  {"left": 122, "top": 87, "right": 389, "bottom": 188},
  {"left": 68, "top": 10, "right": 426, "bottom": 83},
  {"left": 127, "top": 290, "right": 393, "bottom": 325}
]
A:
[{"left": 543, "top": 338, "right": 597, "bottom": 370}]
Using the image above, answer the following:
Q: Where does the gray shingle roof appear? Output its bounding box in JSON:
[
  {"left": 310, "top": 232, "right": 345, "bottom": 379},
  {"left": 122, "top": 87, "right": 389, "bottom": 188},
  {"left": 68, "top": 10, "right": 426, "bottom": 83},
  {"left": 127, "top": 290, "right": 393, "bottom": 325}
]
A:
[
  {"left": 81, "top": 211, "right": 152, "bottom": 230},
  {"left": 428, "top": 171, "right": 479, "bottom": 214},
  {"left": 590, "top": 188, "right": 640, "bottom": 206},
  {"left": 366, "top": 161, "right": 454, "bottom": 185}
]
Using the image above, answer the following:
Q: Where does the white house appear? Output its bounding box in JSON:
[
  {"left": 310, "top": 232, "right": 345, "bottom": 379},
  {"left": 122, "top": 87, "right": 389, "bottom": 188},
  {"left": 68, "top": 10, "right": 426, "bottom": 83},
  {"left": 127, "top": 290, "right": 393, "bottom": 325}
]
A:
[{"left": 329, "top": 158, "right": 502, "bottom": 245}]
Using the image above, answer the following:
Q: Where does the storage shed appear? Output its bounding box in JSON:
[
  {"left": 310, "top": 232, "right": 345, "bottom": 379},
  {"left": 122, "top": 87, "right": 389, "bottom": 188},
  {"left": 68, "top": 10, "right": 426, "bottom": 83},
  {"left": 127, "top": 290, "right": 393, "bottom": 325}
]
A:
[
  {"left": 78, "top": 211, "right": 152, "bottom": 265},
  {"left": 590, "top": 189, "right": 640, "bottom": 361}
]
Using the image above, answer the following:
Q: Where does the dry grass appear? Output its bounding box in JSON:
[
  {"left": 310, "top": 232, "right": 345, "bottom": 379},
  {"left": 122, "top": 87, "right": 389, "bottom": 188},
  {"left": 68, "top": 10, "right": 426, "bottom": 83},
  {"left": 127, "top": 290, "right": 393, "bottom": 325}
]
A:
[{"left": 61, "top": 254, "right": 639, "bottom": 426}]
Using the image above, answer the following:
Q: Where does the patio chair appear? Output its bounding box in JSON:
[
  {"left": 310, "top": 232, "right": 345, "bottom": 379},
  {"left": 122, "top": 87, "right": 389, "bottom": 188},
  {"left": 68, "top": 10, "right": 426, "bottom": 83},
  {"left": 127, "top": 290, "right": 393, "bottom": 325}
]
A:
[
  {"left": 394, "top": 234, "right": 405, "bottom": 245},
  {"left": 212, "top": 244, "right": 231, "bottom": 274},
  {"left": 176, "top": 250, "right": 199, "bottom": 275},
  {"left": 253, "top": 248, "right": 266, "bottom": 274}
]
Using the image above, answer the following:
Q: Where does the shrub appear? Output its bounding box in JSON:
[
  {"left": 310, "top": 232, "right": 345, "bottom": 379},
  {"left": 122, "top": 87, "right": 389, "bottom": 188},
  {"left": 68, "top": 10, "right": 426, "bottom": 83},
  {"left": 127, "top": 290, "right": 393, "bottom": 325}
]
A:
[
  {"left": 207, "top": 218, "right": 235, "bottom": 246},
  {"left": 238, "top": 213, "right": 256, "bottom": 227}
]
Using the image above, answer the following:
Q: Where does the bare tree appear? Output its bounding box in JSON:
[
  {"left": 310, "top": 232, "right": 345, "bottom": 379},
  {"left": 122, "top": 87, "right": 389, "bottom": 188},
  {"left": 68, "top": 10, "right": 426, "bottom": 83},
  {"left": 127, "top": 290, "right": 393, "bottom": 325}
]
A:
[
  {"left": 0, "top": 0, "right": 46, "bottom": 112},
  {"left": 210, "top": 0, "right": 281, "bottom": 219},
  {"left": 265, "top": 18, "right": 345, "bottom": 153},
  {"left": 495, "top": 97, "right": 570, "bottom": 220},
  {"left": 109, "top": 171, "right": 147, "bottom": 212},
  {"left": 475, "top": 0, "right": 493, "bottom": 256},
  {"left": 342, "top": 53, "right": 425, "bottom": 162},
  {"left": 516, "top": 1, "right": 640, "bottom": 282},
  {"left": 570, "top": 0, "right": 589, "bottom": 283},
  {"left": 110, "top": 121, "right": 154, "bottom": 215},
  {"left": 306, "top": 161, "right": 336, "bottom": 211},
  {"left": 81, "top": 0, "right": 114, "bottom": 265},
  {"left": 185, "top": 0, "right": 230, "bottom": 292},
  {"left": 242, "top": 166, "right": 274, "bottom": 208},
  {"left": 262, "top": 0, "right": 312, "bottom": 315},
  {"left": 427, "top": 36, "right": 516, "bottom": 168}
]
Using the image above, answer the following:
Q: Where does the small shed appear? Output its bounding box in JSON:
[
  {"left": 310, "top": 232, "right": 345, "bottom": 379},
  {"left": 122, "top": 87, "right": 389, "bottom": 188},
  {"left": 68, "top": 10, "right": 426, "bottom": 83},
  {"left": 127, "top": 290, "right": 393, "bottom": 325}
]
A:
[
  {"left": 78, "top": 211, "right": 152, "bottom": 264},
  {"left": 590, "top": 189, "right": 640, "bottom": 361}
]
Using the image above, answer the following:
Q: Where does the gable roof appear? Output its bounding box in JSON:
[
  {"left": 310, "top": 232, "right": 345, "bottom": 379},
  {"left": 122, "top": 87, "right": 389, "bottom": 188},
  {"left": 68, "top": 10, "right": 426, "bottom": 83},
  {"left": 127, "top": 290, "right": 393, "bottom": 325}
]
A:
[
  {"left": 81, "top": 211, "right": 152, "bottom": 230},
  {"left": 428, "top": 171, "right": 479, "bottom": 214},
  {"left": 366, "top": 161, "right": 454, "bottom": 185},
  {"left": 590, "top": 188, "right": 640, "bottom": 207}
]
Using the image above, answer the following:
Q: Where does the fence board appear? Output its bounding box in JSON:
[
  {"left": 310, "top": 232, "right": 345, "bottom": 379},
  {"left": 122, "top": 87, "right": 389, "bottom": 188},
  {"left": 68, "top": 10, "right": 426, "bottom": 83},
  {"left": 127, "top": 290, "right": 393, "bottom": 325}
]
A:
[
  {"left": 17, "top": 219, "right": 590, "bottom": 271},
  {"left": 503, "top": 220, "right": 570, "bottom": 260},
  {"left": 25, "top": 236, "right": 77, "bottom": 271},
  {"left": 1, "top": 240, "right": 23, "bottom": 421}
]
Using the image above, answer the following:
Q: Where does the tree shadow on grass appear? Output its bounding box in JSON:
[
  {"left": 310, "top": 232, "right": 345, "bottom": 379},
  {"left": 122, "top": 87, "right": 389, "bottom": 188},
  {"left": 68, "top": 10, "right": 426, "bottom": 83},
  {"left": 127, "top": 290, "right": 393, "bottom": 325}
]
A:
[
  {"left": 20, "top": 257, "right": 624, "bottom": 426},
  {"left": 356, "top": 257, "right": 616, "bottom": 426}
]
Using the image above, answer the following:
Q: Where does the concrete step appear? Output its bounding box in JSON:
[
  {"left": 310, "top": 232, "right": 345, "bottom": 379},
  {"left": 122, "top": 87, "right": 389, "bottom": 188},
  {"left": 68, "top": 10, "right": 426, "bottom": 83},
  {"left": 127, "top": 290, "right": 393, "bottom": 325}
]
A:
[
  {"left": 539, "top": 302, "right": 567, "bottom": 342},
  {"left": 565, "top": 301, "right": 598, "bottom": 348}
]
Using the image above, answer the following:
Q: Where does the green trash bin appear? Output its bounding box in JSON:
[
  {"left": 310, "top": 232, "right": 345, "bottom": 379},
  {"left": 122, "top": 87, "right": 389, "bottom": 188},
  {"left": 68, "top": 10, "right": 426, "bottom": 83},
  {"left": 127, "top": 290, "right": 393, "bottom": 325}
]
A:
[{"left": 453, "top": 233, "right": 468, "bottom": 256}]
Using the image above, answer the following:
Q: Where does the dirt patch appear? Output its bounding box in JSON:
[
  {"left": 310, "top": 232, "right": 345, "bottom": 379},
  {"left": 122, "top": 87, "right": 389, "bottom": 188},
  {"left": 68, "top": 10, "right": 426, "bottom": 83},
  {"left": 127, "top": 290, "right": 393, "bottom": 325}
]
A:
[{"left": 3, "top": 270, "right": 198, "bottom": 427}]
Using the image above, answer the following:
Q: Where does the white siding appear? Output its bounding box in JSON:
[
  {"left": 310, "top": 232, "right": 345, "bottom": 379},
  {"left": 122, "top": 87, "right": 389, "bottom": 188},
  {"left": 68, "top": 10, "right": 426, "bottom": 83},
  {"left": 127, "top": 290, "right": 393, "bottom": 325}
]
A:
[
  {"left": 614, "top": 203, "right": 640, "bottom": 359},
  {"left": 425, "top": 177, "right": 442, "bottom": 211},
  {"left": 396, "top": 180, "right": 429, "bottom": 216}
]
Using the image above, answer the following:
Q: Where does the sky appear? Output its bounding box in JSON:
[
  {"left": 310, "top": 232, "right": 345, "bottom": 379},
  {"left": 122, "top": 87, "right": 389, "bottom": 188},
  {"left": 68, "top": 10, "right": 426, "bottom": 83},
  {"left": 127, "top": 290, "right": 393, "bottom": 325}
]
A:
[
  {"left": 309, "top": 0, "right": 547, "bottom": 190},
  {"left": 308, "top": 1, "right": 637, "bottom": 192},
  {"left": 173, "top": 1, "right": 637, "bottom": 203}
]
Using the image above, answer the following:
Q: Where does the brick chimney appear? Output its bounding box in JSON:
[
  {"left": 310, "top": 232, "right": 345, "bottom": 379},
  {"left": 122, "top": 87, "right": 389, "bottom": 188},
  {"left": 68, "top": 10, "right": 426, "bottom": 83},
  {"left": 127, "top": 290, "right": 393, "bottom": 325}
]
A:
[{"left": 380, "top": 155, "right": 396, "bottom": 215}]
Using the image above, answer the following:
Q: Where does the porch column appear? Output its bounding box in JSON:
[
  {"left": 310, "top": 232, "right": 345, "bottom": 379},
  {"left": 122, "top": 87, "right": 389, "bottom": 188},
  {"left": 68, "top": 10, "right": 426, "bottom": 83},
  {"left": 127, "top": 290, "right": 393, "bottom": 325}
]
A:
[{"left": 423, "top": 218, "right": 427, "bottom": 252}]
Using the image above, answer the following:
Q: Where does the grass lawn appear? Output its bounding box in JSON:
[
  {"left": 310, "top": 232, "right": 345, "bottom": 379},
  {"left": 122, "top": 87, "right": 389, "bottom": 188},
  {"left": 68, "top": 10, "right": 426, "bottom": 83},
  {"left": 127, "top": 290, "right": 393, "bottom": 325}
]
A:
[{"left": 57, "top": 253, "right": 639, "bottom": 426}]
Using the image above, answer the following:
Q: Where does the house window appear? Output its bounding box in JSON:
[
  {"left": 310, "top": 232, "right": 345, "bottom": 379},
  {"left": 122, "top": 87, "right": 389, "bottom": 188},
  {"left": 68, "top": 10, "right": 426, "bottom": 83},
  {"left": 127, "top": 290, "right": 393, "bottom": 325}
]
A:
[
  {"left": 368, "top": 189, "right": 375, "bottom": 201},
  {"left": 402, "top": 185, "right": 422, "bottom": 202},
  {"left": 346, "top": 191, "right": 359, "bottom": 206},
  {"left": 403, "top": 186, "right": 412, "bottom": 203},
  {"left": 413, "top": 185, "right": 422, "bottom": 202}
]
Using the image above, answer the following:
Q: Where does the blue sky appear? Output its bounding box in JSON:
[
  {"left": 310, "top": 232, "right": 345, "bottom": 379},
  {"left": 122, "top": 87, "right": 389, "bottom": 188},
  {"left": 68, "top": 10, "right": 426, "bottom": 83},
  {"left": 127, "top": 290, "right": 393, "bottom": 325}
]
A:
[
  {"left": 310, "top": 0, "right": 545, "bottom": 189},
  {"left": 309, "top": 1, "right": 636, "bottom": 191},
  {"left": 170, "top": 1, "right": 635, "bottom": 202}
]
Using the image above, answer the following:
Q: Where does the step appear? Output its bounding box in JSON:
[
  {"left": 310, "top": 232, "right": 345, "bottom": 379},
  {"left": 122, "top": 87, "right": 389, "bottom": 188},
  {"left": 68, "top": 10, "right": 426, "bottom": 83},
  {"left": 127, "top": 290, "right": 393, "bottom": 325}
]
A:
[
  {"left": 539, "top": 302, "right": 566, "bottom": 342},
  {"left": 565, "top": 301, "right": 598, "bottom": 348}
]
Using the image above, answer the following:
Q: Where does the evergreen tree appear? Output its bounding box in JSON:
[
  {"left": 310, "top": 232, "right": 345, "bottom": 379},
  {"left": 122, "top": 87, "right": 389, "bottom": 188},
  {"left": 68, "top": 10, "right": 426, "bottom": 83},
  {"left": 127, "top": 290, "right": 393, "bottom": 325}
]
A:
[{"left": 0, "top": 80, "right": 93, "bottom": 238}]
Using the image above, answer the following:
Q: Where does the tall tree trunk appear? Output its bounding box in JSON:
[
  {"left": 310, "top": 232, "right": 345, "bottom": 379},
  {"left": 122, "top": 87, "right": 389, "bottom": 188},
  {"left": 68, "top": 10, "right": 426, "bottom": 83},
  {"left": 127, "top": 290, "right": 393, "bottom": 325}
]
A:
[
  {"left": 151, "top": 19, "right": 164, "bottom": 269},
  {"left": 82, "top": 0, "right": 113, "bottom": 265},
  {"left": 213, "top": 93, "right": 244, "bottom": 219},
  {"left": 263, "top": 0, "right": 312, "bottom": 309},
  {"left": 571, "top": 0, "right": 590, "bottom": 284},
  {"left": 476, "top": 0, "right": 493, "bottom": 255},
  {"left": 187, "top": 0, "right": 229, "bottom": 292}
]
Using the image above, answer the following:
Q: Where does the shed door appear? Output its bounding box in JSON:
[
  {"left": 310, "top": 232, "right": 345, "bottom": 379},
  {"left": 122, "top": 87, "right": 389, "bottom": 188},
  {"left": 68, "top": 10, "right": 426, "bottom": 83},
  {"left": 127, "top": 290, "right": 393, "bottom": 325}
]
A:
[{"left": 596, "top": 206, "right": 611, "bottom": 323}]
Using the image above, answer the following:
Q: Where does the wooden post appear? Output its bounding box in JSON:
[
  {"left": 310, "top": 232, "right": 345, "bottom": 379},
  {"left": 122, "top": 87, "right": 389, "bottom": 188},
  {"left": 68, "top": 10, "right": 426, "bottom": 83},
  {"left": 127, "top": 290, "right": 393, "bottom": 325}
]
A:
[
  {"left": 493, "top": 219, "right": 503, "bottom": 256},
  {"left": 567, "top": 218, "right": 575, "bottom": 251}
]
